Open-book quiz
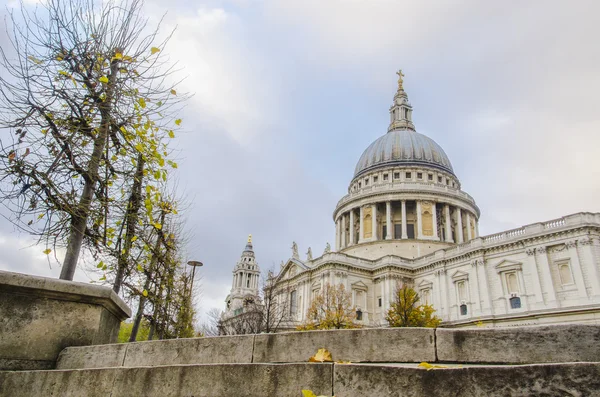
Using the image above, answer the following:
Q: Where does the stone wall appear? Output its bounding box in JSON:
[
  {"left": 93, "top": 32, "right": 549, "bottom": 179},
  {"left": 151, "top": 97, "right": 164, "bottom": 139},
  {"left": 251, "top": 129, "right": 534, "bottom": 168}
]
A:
[{"left": 0, "top": 270, "right": 130, "bottom": 370}]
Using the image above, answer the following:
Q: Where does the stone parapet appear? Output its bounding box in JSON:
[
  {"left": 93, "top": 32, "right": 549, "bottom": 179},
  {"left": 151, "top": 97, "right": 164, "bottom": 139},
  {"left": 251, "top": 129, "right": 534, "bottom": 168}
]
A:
[
  {"left": 56, "top": 324, "right": 600, "bottom": 370},
  {"left": 0, "top": 270, "right": 130, "bottom": 370}
]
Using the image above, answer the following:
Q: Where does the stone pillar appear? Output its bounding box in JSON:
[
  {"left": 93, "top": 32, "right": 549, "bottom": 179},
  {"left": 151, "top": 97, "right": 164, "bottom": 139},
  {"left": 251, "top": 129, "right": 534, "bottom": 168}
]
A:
[
  {"left": 349, "top": 210, "right": 355, "bottom": 245},
  {"left": 432, "top": 202, "right": 438, "bottom": 241},
  {"left": 525, "top": 249, "right": 544, "bottom": 307},
  {"left": 535, "top": 247, "right": 556, "bottom": 306},
  {"left": 359, "top": 206, "right": 364, "bottom": 243},
  {"left": 372, "top": 203, "right": 378, "bottom": 240},
  {"left": 401, "top": 200, "right": 408, "bottom": 239},
  {"left": 474, "top": 220, "right": 480, "bottom": 238},
  {"left": 416, "top": 200, "right": 423, "bottom": 239},
  {"left": 341, "top": 214, "right": 347, "bottom": 249},
  {"left": 385, "top": 201, "right": 392, "bottom": 240},
  {"left": 469, "top": 262, "right": 481, "bottom": 315},
  {"left": 335, "top": 218, "right": 340, "bottom": 251},
  {"left": 456, "top": 208, "right": 464, "bottom": 244},
  {"left": 566, "top": 241, "right": 588, "bottom": 299},
  {"left": 579, "top": 238, "right": 600, "bottom": 296},
  {"left": 466, "top": 213, "right": 472, "bottom": 241},
  {"left": 445, "top": 204, "right": 453, "bottom": 242}
]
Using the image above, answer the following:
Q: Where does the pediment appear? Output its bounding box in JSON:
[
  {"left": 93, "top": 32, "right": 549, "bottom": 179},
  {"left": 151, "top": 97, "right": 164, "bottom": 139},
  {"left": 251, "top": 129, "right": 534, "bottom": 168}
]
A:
[
  {"left": 494, "top": 259, "right": 522, "bottom": 273},
  {"left": 418, "top": 279, "right": 433, "bottom": 289},
  {"left": 276, "top": 258, "right": 308, "bottom": 282},
  {"left": 351, "top": 280, "right": 368, "bottom": 291},
  {"left": 451, "top": 270, "right": 469, "bottom": 282}
]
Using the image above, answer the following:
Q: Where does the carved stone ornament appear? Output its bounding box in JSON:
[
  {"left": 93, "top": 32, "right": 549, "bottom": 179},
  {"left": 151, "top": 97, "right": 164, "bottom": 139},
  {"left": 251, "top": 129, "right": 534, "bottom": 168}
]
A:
[
  {"left": 306, "top": 247, "right": 313, "bottom": 261},
  {"left": 292, "top": 241, "right": 299, "bottom": 259},
  {"left": 579, "top": 238, "right": 594, "bottom": 246},
  {"left": 323, "top": 242, "right": 331, "bottom": 254},
  {"left": 526, "top": 248, "right": 536, "bottom": 256},
  {"left": 565, "top": 241, "right": 577, "bottom": 249},
  {"left": 536, "top": 247, "right": 547, "bottom": 254}
]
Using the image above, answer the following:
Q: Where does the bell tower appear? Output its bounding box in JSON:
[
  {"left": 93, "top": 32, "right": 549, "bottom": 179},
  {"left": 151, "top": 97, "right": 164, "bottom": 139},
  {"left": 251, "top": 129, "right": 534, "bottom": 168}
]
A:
[{"left": 224, "top": 235, "right": 261, "bottom": 314}]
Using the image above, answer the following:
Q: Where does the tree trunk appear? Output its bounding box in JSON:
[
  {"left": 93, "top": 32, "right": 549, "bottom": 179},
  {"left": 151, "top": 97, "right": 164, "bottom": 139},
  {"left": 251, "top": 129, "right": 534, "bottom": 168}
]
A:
[
  {"left": 60, "top": 59, "right": 119, "bottom": 280},
  {"left": 113, "top": 154, "right": 145, "bottom": 293}
]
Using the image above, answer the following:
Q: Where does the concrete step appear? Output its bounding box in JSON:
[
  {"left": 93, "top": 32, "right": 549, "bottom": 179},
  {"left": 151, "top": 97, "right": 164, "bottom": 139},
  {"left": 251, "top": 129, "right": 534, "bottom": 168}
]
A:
[
  {"left": 2, "top": 362, "right": 600, "bottom": 397},
  {"left": 56, "top": 324, "right": 600, "bottom": 370}
]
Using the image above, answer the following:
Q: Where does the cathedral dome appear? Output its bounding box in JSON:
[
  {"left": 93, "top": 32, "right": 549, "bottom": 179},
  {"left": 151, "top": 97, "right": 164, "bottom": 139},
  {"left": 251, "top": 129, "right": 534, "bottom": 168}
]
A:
[{"left": 354, "top": 129, "right": 454, "bottom": 178}]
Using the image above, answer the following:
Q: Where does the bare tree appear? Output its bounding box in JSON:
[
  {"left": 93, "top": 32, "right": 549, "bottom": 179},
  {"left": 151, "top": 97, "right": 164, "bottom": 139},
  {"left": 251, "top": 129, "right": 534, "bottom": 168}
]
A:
[{"left": 0, "top": 0, "right": 185, "bottom": 280}]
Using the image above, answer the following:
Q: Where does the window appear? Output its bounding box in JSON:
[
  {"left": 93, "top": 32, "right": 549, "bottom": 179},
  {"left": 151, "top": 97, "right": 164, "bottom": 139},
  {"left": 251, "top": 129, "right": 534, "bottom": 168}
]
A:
[
  {"left": 428, "top": 174, "right": 433, "bottom": 181},
  {"left": 417, "top": 172, "right": 423, "bottom": 179},
  {"left": 378, "top": 297, "right": 382, "bottom": 307},
  {"left": 290, "top": 290, "right": 297, "bottom": 315},
  {"left": 447, "top": 180, "right": 450, "bottom": 185},
  {"left": 394, "top": 172, "right": 400, "bottom": 180},
  {"left": 394, "top": 224, "right": 402, "bottom": 239},
  {"left": 373, "top": 176, "right": 378, "bottom": 183},
  {"left": 382, "top": 225, "right": 387, "bottom": 239},
  {"left": 510, "top": 296, "right": 522, "bottom": 309},
  {"left": 356, "top": 309, "right": 363, "bottom": 321},
  {"left": 405, "top": 172, "right": 411, "bottom": 179},
  {"left": 407, "top": 224, "right": 415, "bottom": 239},
  {"left": 421, "top": 289, "right": 431, "bottom": 305},
  {"left": 506, "top": 273, "right": 519, "bottom": 293},
  {"left": 558, "top": 262, "right": 574, "bottom": 285},
  {"left": 457, "top": 281, "right": 467, "bottom": 301},
  {"left": 364, "top": 178, "right": 369, "bottom": 186},
  {"left": 460, "top": 304, "right": 468, "bottom": 315},
  {"left": 358, "top": 182, "right": 362, "bottom": 188},
  {"left": 383, "top": 174, "right": 388, "bottom": 181},
  {"left": 438, "top": 176, "right": 442, "bottom": 183},
  {"left": 247, "top": 278, "right": 250, "bottom": 288}
]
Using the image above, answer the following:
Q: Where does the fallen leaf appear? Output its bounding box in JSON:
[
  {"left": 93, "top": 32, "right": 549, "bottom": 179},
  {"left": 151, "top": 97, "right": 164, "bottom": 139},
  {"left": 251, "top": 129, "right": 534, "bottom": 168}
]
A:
[
  {"left": 309, "top": 348, "right": 333, "bottom": 363},
  {"left": 418, "top": 362, "right": 448, "bottom": 371}
]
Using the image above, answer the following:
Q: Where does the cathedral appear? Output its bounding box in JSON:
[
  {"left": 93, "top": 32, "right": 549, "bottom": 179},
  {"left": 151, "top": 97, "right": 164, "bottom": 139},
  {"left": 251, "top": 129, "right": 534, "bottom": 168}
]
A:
[{"left": 224, "top": 73, "right": 600, "bottom": 328}]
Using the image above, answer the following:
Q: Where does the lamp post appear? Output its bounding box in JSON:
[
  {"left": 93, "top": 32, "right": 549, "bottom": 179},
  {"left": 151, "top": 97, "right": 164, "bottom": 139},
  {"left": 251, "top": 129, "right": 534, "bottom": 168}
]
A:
[{"left": 187, "top": 260, "right": 203, "bottom": 295}]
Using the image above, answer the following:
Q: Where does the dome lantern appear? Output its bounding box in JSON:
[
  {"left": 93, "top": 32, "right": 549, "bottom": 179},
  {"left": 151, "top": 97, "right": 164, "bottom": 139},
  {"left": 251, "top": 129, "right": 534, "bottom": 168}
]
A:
[{"left": 388, "top": 70, "right": 415, "bottom": 132}]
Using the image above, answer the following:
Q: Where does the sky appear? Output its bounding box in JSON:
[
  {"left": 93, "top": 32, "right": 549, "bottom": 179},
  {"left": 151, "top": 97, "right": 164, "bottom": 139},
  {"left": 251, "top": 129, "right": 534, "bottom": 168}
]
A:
[{"left": 1, "top": 0, "right": 600, "bottom": 323}]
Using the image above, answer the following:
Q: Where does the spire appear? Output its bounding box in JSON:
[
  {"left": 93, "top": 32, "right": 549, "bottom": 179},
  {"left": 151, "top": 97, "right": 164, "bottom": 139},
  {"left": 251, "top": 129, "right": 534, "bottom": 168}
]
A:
[
  {"left": 244, "top": 234, "right": 254, "bottom": 252},
  {"left": 388, "top": 69, "right": 415, "bottom": 132}
]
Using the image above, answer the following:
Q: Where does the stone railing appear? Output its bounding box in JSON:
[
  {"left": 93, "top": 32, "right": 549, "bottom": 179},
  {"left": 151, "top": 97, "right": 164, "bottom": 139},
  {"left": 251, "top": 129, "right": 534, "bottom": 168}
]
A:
[{"left": 335, "top": 182, "right": 478, "bottom": 209}]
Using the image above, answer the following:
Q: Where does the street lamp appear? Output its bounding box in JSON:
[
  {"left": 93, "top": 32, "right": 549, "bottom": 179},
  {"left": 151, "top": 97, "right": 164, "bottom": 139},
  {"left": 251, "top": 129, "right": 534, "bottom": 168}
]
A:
[{"left": 187, "top": 260, "right": 203, "bottom": 294}]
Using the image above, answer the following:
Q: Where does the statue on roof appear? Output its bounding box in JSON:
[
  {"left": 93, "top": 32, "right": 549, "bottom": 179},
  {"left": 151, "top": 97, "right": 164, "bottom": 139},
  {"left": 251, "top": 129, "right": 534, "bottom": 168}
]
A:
[
  {"left": 292, "top": 241, "right": 299, "bottom": 259},
  {"left": 324, "top": 242, "right": 331, "bottom": 254},
  {"left": 248, "top": 234, "right": 252, "bottom": 243},
  {"left": 306, "top": 247, "right": 313, "bottom": 261},
  {"left": 396, "top": 69, "right": 405, "bottom": 90}
]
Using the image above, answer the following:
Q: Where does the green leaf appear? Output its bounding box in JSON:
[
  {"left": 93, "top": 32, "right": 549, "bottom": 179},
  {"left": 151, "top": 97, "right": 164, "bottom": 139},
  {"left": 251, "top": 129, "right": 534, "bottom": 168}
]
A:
[
  {"left": 99, "top": 76, "right": 109, "bottom": 83},
  {"left": 96, "top": 261, "right": 104, "bottom": 269},
  {"left": 175, "top": 119, "right": 182, "bottom": 126},
  {"left": 142, "top": 289, "right": 149, "bottom": 297},
  {"left": 168, "top": 130, "right": 175, "bottom": 138},
  {"left": 138, "top": 98, "right": 146, "bottom": 109}
]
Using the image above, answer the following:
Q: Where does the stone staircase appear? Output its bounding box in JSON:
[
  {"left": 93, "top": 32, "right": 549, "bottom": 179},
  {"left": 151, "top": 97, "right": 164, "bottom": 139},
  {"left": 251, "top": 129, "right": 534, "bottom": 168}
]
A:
[{"left": 1, "top": 325, "right": 600, "bottom": 396}]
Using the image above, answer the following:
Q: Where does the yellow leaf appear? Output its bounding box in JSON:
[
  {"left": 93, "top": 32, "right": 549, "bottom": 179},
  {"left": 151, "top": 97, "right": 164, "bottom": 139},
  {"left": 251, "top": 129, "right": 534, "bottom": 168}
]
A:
[
  {"left": 142, "top": 289, "right": 148, "bottom": 297},
  {"left": 418, "top": 362, "right": 448, "bottom": 371},
  {"left": 170, "top": 89, "right": 176, "bottom": 95},
  {"left": 175, "top": 119, "right": 182, "bottom": 126},
  {"left": 43, "top": 249, "right": 51, "bottom": 255},
  {"left": 28, "top": 55, "right": 42, "bottom": 65},
  {"left": 131, "top": 236, "right": 138, "bottom": 243},
  {"left": 113, "top": 52, "right": 123, "bottom": 60},
  {"left": 99, "top": 76, "right": 109, "bottom": 83},
  {"left": 302, "top": 391, "right": 317, "bottom": 397},
  {"left": 138, "top": 97, "right": 146, "bottom": 108},
  {"left": 153, "top": 223, "right": 162, "bottom": 230},
  {"left": 150, "top": 47, "right": 160, "bottom": 55},
  {"left": 168, "top": 130, "right": 175, "bottom": 138},
  {"left": 309, "top": 348, "right": 333, "bottom": 363}
]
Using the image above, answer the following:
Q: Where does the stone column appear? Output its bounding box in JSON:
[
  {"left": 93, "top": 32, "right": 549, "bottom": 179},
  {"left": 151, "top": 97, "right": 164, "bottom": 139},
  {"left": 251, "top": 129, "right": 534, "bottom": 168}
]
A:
[
  {"left": 535, "top": 247, "right": 556, "bottom": 306},
  {"left": 474, "top": 220, "right": 480, "bottom": 238},
  {"left": 525, "top": 248, "right": 544, "bottom": 307},
  {"left": 385, "top": 201, "right": 392, "bottom": 240},
  {"left": 445, "top": 204, "right": 453, "bottom": 242},
  {"left": 579, "top": 238, "right": 600, "bottom": 296},
  {"left": 335, "top": 218, "right": 340, "bottom": 251},
  {"left": 359, "top": 206, "right": 364, "bottom": 243},
  {"left": 456, "top": 208, "right": 464, "bottom": 244},
  {"left": 401, "top": 200, "right": 408, "bottom": 239},
  {"left": 341, "top": 214, "right": 347, "bottom": 249},
  {"left": 372, "top": 203, "right": 378, "bottom": 241},
  {"left": 432, "top": 202, "right": 438, "bottom": 240},
  {"left": 469, "top": 263, "right": 481, "bottom": 315},
  {"left": 466, "top": 213, "right": 472, "bottom": 241},
  {"left": 349, "top": 210, "right": 355, "bottom": 245},
  {"left": 416, "top": 200, "right": 423, "bottom": 239},
  {"left": 566, "top": 241, "right": 588, "bottom": 299}
]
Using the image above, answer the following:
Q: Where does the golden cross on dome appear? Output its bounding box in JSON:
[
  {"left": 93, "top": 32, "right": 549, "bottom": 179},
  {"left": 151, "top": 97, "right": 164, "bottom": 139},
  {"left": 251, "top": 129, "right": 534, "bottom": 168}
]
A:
[
  {"left": 248, "top": 234, "right": 252, "bottom": 243},
  {"left": 396, "top": 69, "right": 405, "bottom": 90}
]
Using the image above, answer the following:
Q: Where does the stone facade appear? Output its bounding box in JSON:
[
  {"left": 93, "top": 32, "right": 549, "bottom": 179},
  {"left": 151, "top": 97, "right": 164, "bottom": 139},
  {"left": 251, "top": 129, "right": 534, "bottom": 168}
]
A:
[{"left": 229, "top": 74, "right": 600, "bottom": 328}]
